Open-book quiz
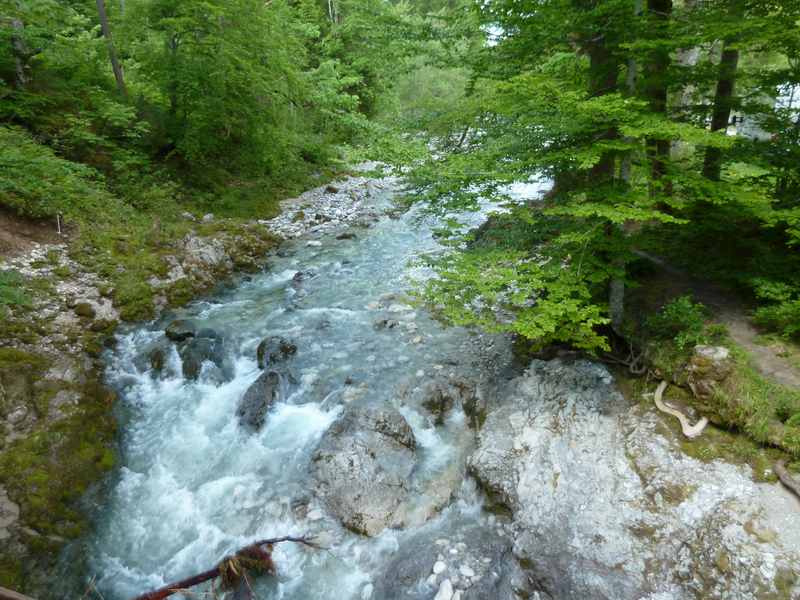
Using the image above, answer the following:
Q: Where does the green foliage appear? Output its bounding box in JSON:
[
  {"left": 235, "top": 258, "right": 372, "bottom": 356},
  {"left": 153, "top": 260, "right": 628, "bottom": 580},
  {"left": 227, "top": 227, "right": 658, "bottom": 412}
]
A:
[
  {"left": 752, "top": 280, "right": 800, "bottom": 339},
  {"left": 0, "top": 126, "right": 112, "bottom": 219},
  {"left": 388, "top": 0, "right": 800, "bottom": 352},
  {"left": 645, "top": 296, "right": 709, "bottom": 352},
  {"left": 0, "top": 269, "right": 31, "bottom": 309}
]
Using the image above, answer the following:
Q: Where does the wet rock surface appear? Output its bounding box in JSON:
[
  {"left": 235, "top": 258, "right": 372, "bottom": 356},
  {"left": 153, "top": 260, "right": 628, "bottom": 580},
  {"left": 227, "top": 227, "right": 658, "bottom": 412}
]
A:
[
  {"left": 164, "top": 319, "right": 196, "bottom": 342},
  {"left": 236, "top": 370, "right": 284, "bottom": 430},
  {"left": 256, "top": 336, "right": 297, "bottom": 369},
  {"left": 311, "top": 405, "right": 417, "bottom": 536},
  {"left": 178, "top": 335, "right": 227, "bottom": 381},
  {"left": 470, "top": 359, "right": 800, "bottom": 600}
]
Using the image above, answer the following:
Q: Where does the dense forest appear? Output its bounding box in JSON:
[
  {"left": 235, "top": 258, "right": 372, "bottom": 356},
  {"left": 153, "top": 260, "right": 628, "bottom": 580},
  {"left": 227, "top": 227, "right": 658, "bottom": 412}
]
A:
[{"left": 2, "top": 0, "right": 800, "bottom": 597}]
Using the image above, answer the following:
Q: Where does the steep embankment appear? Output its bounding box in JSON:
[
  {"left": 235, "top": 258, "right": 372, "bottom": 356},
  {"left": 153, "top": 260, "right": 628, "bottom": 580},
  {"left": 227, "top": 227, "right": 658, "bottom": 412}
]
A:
[{"left": 0, "top": 171, "right": 384, "bottom": 594}]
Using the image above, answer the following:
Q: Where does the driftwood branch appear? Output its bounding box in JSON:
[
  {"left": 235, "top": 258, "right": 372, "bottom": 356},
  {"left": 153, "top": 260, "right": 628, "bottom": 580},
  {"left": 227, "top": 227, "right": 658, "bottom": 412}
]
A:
[
  {"left": 132, "top": 536, "right": 319, "bottom": 600},
  {"left": 774, "top": 460, "right": 800, "bottom": 500},
  {"left": 0, "top": 586, "right": 37, "bottom": 600}
]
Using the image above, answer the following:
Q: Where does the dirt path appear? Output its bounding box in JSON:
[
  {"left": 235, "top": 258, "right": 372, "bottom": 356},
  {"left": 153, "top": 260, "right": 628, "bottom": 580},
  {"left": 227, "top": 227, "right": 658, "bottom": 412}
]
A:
[{"left": 636, "top": 251, "right": 800, "bottom": 390}]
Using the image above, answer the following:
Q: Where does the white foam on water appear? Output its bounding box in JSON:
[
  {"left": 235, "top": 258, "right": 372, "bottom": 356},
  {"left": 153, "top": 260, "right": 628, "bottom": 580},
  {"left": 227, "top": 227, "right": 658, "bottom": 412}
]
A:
[{"left": 86, "top": 177, "right": 526, "bottom": 599}]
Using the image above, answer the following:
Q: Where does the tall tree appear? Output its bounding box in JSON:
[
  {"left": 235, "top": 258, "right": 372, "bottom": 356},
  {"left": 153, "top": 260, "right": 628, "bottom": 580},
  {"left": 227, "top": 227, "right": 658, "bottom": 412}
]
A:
[{"left": 96, "top": 0, "right": 127, "bottom": 98}]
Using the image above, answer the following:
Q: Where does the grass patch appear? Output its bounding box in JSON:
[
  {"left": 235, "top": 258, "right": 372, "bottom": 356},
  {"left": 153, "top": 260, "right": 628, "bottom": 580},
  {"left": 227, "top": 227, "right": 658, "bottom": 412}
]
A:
[{"left": 0, "top": 270, "right": 32, "bottom": 310}]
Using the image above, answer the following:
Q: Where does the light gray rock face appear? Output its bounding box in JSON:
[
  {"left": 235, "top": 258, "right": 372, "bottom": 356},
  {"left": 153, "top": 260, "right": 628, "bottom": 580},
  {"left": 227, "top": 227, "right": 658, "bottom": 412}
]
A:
[
  {"left": 372, "top": 517, "right": 534, "bottom": 600},
  {"left": 311, "top": 405, "right": 416, "bottom": 536},
  {"left": 470, "top": 359, "right": 800, "bottom": 600}
]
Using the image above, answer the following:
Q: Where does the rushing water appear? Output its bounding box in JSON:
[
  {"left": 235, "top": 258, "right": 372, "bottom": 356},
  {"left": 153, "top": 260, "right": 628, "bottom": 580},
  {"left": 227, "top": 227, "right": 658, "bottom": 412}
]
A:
[{"left": 86, "top": 178, "right": 547, "bottom": 599}]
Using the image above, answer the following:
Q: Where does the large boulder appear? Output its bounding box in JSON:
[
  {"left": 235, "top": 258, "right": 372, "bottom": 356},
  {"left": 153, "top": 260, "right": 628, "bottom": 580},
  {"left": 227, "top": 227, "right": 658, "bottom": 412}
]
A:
[
  {"left": 236, "top": 370, "right": 283, "bottom": 430},
  {"left": 469, "top": 359, "right": 800, "bottom": 600},
  {"left": 256, "top": 336, "right": 297, "bottom": 369},
  {"left": 311, "top": 405, "right": 416, "bottom": 536},
  {"left": 686, "top": 344, "right": 732, "bottom": 401}
]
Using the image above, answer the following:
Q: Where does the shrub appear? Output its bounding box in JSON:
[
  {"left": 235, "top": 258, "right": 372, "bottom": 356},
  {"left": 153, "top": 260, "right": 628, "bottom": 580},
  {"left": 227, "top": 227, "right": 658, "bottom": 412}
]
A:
[
  {"left": 0, "top": 126, "right": 112, "bottom": 219},
  {"left": 752, "top": 279, "right": 800, "bottom": 339},
  {"left": 0, "top": 270, "right": 32, "bottom": 309},
  {"left": 646, "top": 295, "right": 708, "bottom": 351}
]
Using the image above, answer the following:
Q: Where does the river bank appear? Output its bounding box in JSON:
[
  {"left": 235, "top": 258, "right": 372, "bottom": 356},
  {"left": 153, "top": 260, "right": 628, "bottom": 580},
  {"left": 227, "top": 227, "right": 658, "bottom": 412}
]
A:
[{"left": 0, "top": 166, "right": 393, "bottom": 595}]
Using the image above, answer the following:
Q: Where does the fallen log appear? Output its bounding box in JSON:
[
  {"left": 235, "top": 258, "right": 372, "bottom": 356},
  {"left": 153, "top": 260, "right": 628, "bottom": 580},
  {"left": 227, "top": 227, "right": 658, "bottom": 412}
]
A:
[
  {"left": 774, "top": 460, "right": 800, "bottom": 500},
  {"left": 132, "top": 535, "right": 319, "bottom": 600}
]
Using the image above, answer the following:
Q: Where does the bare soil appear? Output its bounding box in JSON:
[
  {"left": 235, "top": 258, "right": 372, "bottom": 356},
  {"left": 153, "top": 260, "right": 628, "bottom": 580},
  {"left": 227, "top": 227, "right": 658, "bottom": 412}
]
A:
[{"left": 0, "top": 208, "right": 67, "bottom": 259}]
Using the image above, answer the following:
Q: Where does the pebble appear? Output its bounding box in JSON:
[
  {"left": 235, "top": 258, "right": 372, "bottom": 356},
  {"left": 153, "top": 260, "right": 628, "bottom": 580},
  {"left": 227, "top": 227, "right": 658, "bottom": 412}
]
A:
[
  {"left": 306, "top": 240, "right": 322, "bottom": 247},
  {"left": 307, "top": 509, "right": 323, "bottom": 521},
  {"left": 427, "top": 574, "right": 438, "bottom": 587},
  {"left": 433, "top": 579, "right": 453, "bottom": 600},
  {"left": 433, "top": 561, "right": 447, "bottom": 574},
  {"left": 361, "top": 583, "right": 373, "bottom": 599},
  {"left": 412, "top": 336, "right": 423, "bottom": 344},
  {"left": 459, "top": 565, "right": 475, "bottom": 578},
  {"left": 449, "top": 548, "right": 459, "bottom": 555}
]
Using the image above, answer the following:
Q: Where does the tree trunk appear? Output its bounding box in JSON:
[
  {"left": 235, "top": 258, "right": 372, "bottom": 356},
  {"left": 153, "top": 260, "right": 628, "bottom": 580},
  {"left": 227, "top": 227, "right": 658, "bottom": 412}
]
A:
[
  {"left": 702, "top": 43, "right": 739, "bottom": 181},
  {"left": 96, "top": 0, "right": 128, "bottom": 98},
  {"left": 620, "top": 0, "right": 644, "bottom": 183},
  {"left": 645, "top": 0, "right": 673, "bottom": 197},
  {"left": 587, "top": 40, "right": 619, "bottom": 179},
  {"left": 10, "top": 18, "right": 28, "bottom": 87}
]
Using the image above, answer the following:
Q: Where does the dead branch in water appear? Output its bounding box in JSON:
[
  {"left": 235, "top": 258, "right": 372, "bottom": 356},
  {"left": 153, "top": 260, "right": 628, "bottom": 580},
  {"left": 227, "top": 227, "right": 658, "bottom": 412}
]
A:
[
  {"left": 774, "top": 460, "right": 800, "bottom": 500},
  {"left": 132, "top": 536, "right": 320, "bottom": 600},
  {"left": 0, "top": 586, "right": 37, "bottom": 600}
]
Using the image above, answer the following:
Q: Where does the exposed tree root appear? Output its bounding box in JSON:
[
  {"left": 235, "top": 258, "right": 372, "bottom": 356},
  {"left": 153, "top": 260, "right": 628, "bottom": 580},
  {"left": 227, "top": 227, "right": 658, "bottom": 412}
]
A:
[
  {"left": 774, "top": 460, "right": 800, "bottom": 500},
  {"left": 653, "top": 380, "right": 708, "bottom": 439},
  {"left": 132, "top": 535, "right": 320, "bottom": 600}
]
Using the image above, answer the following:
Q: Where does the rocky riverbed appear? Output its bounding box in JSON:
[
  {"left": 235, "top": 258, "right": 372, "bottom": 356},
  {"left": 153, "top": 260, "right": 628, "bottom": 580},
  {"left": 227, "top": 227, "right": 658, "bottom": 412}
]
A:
[
  {"left": 0, "top": 166, "right": 397, "bottom": 595},
  {"left": 2, "top": 168, "right": 799, "bottom": 599}
]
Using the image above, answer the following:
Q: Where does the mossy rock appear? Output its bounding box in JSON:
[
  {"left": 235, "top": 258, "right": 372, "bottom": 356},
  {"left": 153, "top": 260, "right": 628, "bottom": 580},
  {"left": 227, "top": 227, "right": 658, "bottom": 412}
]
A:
[
  {"left": 165, "top": 278, "right": 196, "bottom": 308},
  {"left": 0, "top": 553, "right": 24, "bottom": 589},
  {"left": 113, "top": 278, "right": 155, "bottom": 321},
  {"left": 0, "top": 379, "right": 117, "bottom": 542}
]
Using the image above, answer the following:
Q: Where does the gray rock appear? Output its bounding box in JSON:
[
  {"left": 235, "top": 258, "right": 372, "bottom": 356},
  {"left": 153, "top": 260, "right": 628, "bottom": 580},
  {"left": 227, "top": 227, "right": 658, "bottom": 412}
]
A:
[
  {"left": 237, "top": 370, "right": 282, "bottom": 430},
  {"left": 311, "top": 405, "right": 416, "bottom": 536},
  {"left": 372, "top": 518, "right": 530, "bottom": 600},
  {"left": 197, "top": 328, "right": 220, "bottom": 339},
  {"left": 686, "top": 344, "right": 732, "bottom": 401},
  {"left": 165, "top": 319, "right": 196, "bottom": 342},
  {"left": 373, "top": 318, "right": 399, "bottom": 331},
  {"left": 179, "top": 336, "right": 225, "bottom": 381},
  {"left": 419, "top": 378, "right": 478, "bottom": 426},
  {"left": 469, "top": 359, "right": 800, "bottom": 600},
  {"left": 149, "top": 348, "right": 167, "bottom": 373},
  {"left": 256, "top": 336, "right": 297, "bottom": 369},
  {"left": 434, "top": 579, "right": 453, "bottom": 600}
]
